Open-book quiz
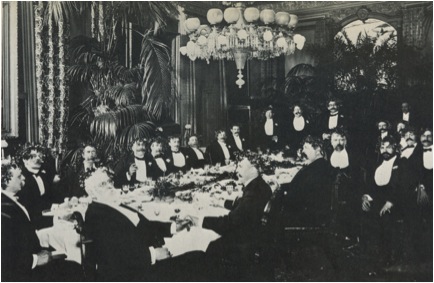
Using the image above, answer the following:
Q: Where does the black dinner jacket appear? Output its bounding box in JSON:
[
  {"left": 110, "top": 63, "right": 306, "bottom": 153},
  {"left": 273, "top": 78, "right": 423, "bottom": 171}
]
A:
[
  {"left": 186, "top": 147, "right": 206, "bottom": 169},
  {"left": 164, "top": 147, "right": 192, "bottom": 173},
  {"left": 365, "top": 156, "right": 402, "bottom": 212},
  {"left": 226, "top": 134, "right": 249, "bottom": 154},
  {"left": 147, "top": 153, "right": 170, "bottom": 180},
  {"left": 16, "top": 167, "right": 53, "bottom": 229},
  {"left": 1, "top": 193, "right": 41, "bottom": 282},
  {"left": 84, "top": 202, "right": 172, "bottom": 282},
  {"left": 316, "top": 112, "right": 346, "bottom": 136},
  {"left": 285, "top": 115, "right": 311, "bottom": 149},
  {"left": 114, "top": 154, "right": 152, "bottom": 187},
  {"left": 203, "top": 176, "right": 272, "bottom": 249},
  {"left": 205, "top": 141, "right": 234, "bottom": 166},
  {"left": 283, "top": 158, "right": 333, "bottom": 227}
]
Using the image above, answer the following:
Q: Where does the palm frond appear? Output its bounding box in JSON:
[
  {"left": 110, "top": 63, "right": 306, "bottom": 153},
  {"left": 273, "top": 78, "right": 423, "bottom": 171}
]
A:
[
  {"left": 90, "top": 105, "right": 153, "bottom": 141},
  {"left": 140, "top": 32, "right": 174, "bottom": 119},
  {"left": 102, "top": 83, "right": 140, "bottom": 107},
  {"left": 117, "top": 121, "right": 157, "bottom": 149}
]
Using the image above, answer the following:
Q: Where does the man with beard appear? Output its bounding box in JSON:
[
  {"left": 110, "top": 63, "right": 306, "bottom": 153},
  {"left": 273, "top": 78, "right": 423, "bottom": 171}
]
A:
[
  {"left": 328, "top": 129, "right": 360, "bottom": 242},
  {"left": 206, "top": 130, "right": 233, "bottom": 166},
  {"left": 16, "top": 146, "right": 55, "bottom": 229},
  {"left": 286, "top": 104, "right": 311, "bottom": 152},
  {"left": 186, "top": 135, "right": 206, "bottom": 169},
  {"left": 361, "top": 137, "right": 403, "bottom": 267},
  {"left": 165, "top": 136, "right": 191, "bottom": 173},
  {"left": 316, "top": 98, "right": 346, "bottom": 140},
  {"left": 114, "top": 138, "right": 151, "bottom": 187},
  {"left": 62, "top": 144, "right": 99, "bottom": 197}
]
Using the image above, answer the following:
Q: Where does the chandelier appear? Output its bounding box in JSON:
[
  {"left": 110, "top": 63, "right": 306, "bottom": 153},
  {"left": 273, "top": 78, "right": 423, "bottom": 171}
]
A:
[{"left": 180, "top": 3, "right": 306, "bottom": 88}]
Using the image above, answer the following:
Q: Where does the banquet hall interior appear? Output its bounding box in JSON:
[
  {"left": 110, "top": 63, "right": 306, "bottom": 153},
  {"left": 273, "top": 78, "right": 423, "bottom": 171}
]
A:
[{"left": 1, "top": 1, "right": 433, "bottom": 281}]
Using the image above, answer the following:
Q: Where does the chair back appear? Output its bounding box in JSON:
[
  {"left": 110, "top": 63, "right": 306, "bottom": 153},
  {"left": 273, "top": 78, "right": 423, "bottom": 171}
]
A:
[{"left": 71, "top": 211, "right": 96, "bottom": 281}]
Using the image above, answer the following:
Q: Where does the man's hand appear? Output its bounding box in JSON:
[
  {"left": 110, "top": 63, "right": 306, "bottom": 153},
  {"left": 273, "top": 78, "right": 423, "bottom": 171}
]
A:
[
  {"left": 361, "top": 195, "right": 372, "bottom": 212},
  {"left": 322, "top": 133, "right": 331, "bottom": 140},
  {"left": 183, "top": 215, "right": 200, "bottom": 227},
  {"left": 175, "top": 218, "right": 193, "bottom": 232},
  {"left": 272, "top": 136, "right": 278, "bottom": 143},
  {"left": 155, "top": 247, "right": 171, "bottom": 261},
  {"left": 53, "top": 174, "right": 61, "bottom": 184},
  {"left": 380, "top": 201, "right": 393, "bottom": 216},
  {"left": 36, "top": 250, "right": 52, "bottom": 266},
  {"left": 128, "top": 164, "right": 138, "bottom": 176}
]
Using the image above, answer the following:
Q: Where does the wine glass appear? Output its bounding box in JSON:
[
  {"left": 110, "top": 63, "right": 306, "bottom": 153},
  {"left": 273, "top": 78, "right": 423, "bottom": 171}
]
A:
[{"left": 122, "top": 185, "right": 129, "bottom": 195}]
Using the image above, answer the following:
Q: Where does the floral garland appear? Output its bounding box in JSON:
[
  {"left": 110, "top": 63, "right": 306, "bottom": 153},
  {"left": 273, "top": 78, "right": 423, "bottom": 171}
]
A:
[
  {"left": 47, "top": 9, "right": 55, "bottom": 148},
  {"left": 34, "top": 1, "right": 44, "bottom": 144},
  {"left": 57, "top": 13, "right": 67, "bottom": 153},
  {"left": 91, "top": 2, "right": 96, "bottom": 39},
  {"left": 98, "top": 1, "right": 104, "bottom": 42}
]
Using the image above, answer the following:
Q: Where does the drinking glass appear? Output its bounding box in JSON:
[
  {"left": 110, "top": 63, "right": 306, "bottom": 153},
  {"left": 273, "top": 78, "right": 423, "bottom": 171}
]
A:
[{"left": 122, "top": 185, "right": 129, "bottom": 195}]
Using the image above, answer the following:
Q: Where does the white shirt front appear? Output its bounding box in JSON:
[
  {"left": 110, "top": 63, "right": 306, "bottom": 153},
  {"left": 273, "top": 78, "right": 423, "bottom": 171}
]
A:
[
  {"left": 172, "top": 152, "right": 186, "bottom": 167},
  {"left": 293, "top": 116, "right": 305, "bottom": 131},
  {"left": 374, "top": 156, "right": 397, "bottom": 186},
  {"left": 27, "top": 168, "right": 45, "bottom": 196},
  {"left": 135, "top": 158, "right": 148, "bottom": 182},
  {"left": 423, "top": 146, "right": 433, "bottom": 169},
  {"left": 330, "top": 149, "right": 349, "bottom": 169},
  {"left": 328, "top": 115, "right": 338, "bottom": 130},
  {"left": 400, "top": 137, "right": 407, "bottom": 150},
  {"left": 381, "top": 132, "right": 388, "bottom": 139},
  {"left": 192, "top": 148, "right": 204, "bottom": 160},
  {"left": 218, "top": 141, "right": 231, "bottom": 160},
  {"left": 400, "top": 144, "right": 416, "bottom": 159},
  {"left": 264, "top": 119, "right": 274, "bottom": 136},
  {"left": 403, "top": 112, "right": 409, "bottom": 122},
  {"left": 155, "top": 158, "right": 167, "bottom": 172},
  {"left": 233, "top": 135, "right": 243, "bottom": 151}
]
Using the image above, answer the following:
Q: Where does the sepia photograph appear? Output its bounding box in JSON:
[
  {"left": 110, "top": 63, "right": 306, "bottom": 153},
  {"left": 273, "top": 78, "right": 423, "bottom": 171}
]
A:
[{"left": 1, "top": 1, "right": 432, "bottom": 281}]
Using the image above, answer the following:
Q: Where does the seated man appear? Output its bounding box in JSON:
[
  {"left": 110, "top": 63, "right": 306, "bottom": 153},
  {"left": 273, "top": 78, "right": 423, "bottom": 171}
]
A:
[
  {"left": 1, "top": 163, "right": 81, "bottom": 281},
  {"left": 283, "top": 135, "right": 333, "bottom": 227},
  {"left": 114, "top": 138, "right": 151, "bottom": 187},
  {"left": 186, "top": 135, "right": 206, "bottom": 169},
  {"left": 188, "top": 153, "right": 273, "bottom": 280},
  {"left": 226, "top": 124, "right": 248, "bottom": 155},
  {"left": 62, "top": 144, "right": 98, "bottom": 197},
  {"left": 147, "top": 137, "right": 170, "bottom": 180},
  {"left": 206, "top": 130, "right": 233, "bottom": 166},
  {"left": 84, "top": 168, "right": 191, "bottom": 281},
  {"left": 165, "top": 136, "right": 191, "bottom": 173},
  {"left": 16, "top": 145, "right": 56, "bottom": 229}
]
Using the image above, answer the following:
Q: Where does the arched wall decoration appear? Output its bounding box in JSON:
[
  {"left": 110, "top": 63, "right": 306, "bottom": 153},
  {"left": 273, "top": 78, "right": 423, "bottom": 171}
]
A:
[{"left": 1, "top": 1, "right": 19, "bottom": 138}]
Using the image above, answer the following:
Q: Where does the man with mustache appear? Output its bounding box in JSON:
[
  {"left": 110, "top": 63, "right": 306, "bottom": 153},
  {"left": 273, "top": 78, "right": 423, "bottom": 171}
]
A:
[
  {"left": 395, "top": 120, "right": 409, "bottom": 151},
  {"left": 147, "top": 138, "right": 170, "bottom": 180},
  {"left": 62, "top": 144, "right": 99, "bottom": 197},
  {"left": 16, "top": 145, "right": 56, "bottom": 229},
  {"left": 328, "top": 129, "right": 360, "bottom": 242},
  {"left": 286, "top": 104, "right": 311, "bottom": 151},
  {"left": 164, "top": 136, "right": 191, "bottom": 173},
  {"left": 316, "top": 98, "right": 346, "bottom": 140},
  {"left": 226, "top": 124, "right": 249, "bottom": 155},
  {"left": 206, "top": 130, "right": 233, "bottom": 166},
  {"left": 114, "top": 138, "right": 151, "bottom": 187},
  {"left": 361, "top": 137, "right": 403, "bottom": 267}
]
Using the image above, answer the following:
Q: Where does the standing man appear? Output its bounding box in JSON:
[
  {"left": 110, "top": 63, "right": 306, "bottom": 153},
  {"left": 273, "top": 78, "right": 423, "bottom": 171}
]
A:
[
  {"left": 317, "top": 98, "right": 346, "bottom": 140},
  {"left": 261, "top": 106, "right": 281, "bottom": 151},
  {"left": 206, "top": 130, "right": 233, "bottom": 166},
  {"left": 114, "top": 138, "right": 151, "bottom": 187},
  {"left": 286, "top": 104, "right": 311, "bottom": 151},
  {"left": 227, "top": 124, "right": 248, "bottom": 156},
  {"left": 16, "top": 145, "right": 55, "bottom": 229},
  {"left": 398, "top": 102, "right": 419, "bottom": 127}
]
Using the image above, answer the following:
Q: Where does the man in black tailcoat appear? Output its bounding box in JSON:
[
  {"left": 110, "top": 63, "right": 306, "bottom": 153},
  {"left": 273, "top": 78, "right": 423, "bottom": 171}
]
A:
[
  {"left": 186, "top": 135, "right": 206, "bottom": 169},
  {"left": 114, "top": 138, "right": 152, "bottom": 187},
  {"left": 164, "top": 136, "right": 191, "bottom": 173},
  {"left": 226, "top": 124, "right": 248, "bottom": 155},
  {"left": 2, "top": 163, "right": 82, "bottom": 281},
  {"left": 316, "top": 98, "right": 346, "bottom": 140},
  {"left": 16, "top": 145, "right": 55, "bottom": 229},
  {"left": 206, "top": 130, "right": 233, "bottom": 166}
]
